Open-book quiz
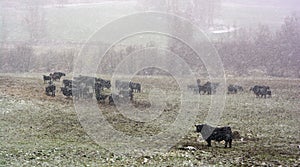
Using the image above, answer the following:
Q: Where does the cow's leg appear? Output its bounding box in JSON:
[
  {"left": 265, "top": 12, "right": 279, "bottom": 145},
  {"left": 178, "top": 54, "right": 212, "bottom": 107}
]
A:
[
  {"left": 45, "top": 88, "right": 49, "bottom": 96},
  {"left": 224, "top": 140, "right": 228, "bottom": 148},
  {"left": 208, "top": 89, "right": 212, "bottom": 95},
  {"left": 229, "top": 139, "right": 232, "bottom": 148},
  {"left": 109, "top": 96, "right": 114, "bottom": 105},
  {"left": 206, "top": 139, "right": 212, "bottom": 147}
]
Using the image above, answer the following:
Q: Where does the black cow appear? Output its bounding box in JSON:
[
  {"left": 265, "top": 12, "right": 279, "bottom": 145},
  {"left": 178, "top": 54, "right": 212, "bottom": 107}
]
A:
[
  {"left": 228, "top": 84, "right": 244, "bottom": 94},
  {"left": 62, "top": 79, "right": 73, "bottom": 88},
  {"left": 235, "top": 85, "right": 244, "bottom": 92},
  {"left": 61, "top": 87, "right": 81, "bottom": 99},
  {"left": 43, "top": 75, "right": 52, "bottom": 84},
  {"left": 94, "top": 80, "right": 110, "bottom": 103},
  {"left": 129, "top": 82, "right": 141, "bottom": 93},
  {"left": 227, "top": 85, "right": 238, "bottom": 94},
  {"left": 250, "top": 85, "right": 271, "bottom": 98},
  {"left": 267, "top": 90, "right": 272, "bottom": 97},
  {"left": 96, "top": 78, "right": 111, "bottom": 89},
  {"left": 94, "top": 79, "right": 110, "bottom": 96},
  {"left": 195, "top": 124, "right": 233, "bottom": 148},
  {"left": 51, "top": 72, "right": 66, "bottom": 81},
  {"left": 45, "top": 84, "right": 56, "bottom": 97},
  {"left": 95, "top": 81, "right": 108, "bottom": 103},
  {"left": 54, "top": 72, "right": 65, "bottom": 77},
  {"left": 200, "top": 82, "right": 220, "bottom": 95},
  {"left": 94, "top": 82, "right": 103, "bottom": 93},
  {"left": 61, "top": 87, "right": 72, "bottom": 97},
  {"left": 96, "top": 93, "right": 109, "bottom": 103},
  {"left": 198, "top": 85, "right": 207, "bottom": 95}
]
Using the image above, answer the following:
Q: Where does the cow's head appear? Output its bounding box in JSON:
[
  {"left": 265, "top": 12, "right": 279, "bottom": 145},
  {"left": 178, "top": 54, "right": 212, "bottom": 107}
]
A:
[{"left": 195, "top": 124, "right": 205, "bottom": 133}]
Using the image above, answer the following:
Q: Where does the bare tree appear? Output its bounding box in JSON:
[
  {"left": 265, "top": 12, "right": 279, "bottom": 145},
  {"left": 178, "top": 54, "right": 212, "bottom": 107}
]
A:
[
  {"left": 275, "top": 14, "right": 300, "bottom": 77},
  {"left": 6, "top": 45, "right": 35, "bottom": 72}
]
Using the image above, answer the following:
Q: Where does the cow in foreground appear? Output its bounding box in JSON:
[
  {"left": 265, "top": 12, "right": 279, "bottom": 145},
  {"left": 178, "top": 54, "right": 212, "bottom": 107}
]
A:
[{"left": 195, "top": 124, "right": 233, "bottom": 148}]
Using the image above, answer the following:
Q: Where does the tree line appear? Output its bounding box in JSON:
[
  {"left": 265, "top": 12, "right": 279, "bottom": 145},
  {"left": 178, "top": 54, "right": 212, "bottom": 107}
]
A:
[
  {"left": 215, "top": 14, "right": 300, "bottom": 77},
  {"left": 0, "top": 14, "right": 299, "bottom": 78}
]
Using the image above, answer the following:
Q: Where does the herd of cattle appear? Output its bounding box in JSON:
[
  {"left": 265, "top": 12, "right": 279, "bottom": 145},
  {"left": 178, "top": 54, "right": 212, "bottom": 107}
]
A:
[
  {"left": 42, "top": 73, "right": 276, "bottom": 148},
  {"left": 187, "top": 79, "right": 271, "bottom": 98},
  {"left": 44, "top": 73, "right": 272, "bottom": 104},
  {"left": 43, "top": 72, "right": 142, "bottom": 104}
]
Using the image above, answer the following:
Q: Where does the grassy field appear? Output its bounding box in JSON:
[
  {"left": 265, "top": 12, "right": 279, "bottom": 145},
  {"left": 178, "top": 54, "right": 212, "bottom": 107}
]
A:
[{"left": 0, "top": 73, "right": 299, "bottom": 166}]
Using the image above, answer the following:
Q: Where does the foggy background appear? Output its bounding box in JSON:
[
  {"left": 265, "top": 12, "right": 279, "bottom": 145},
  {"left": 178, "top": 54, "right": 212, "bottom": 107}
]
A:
[{"left": 0, "top": 0, "right": 299, "bottom": 77}]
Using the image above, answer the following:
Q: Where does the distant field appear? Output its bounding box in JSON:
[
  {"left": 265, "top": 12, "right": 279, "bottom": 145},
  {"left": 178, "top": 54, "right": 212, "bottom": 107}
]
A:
[
  {"left": 0, "top": 74, "right": 299, "bottom": 166},
  {"left": 1, "top": 1, "right": 299, "bottom": 43}
]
